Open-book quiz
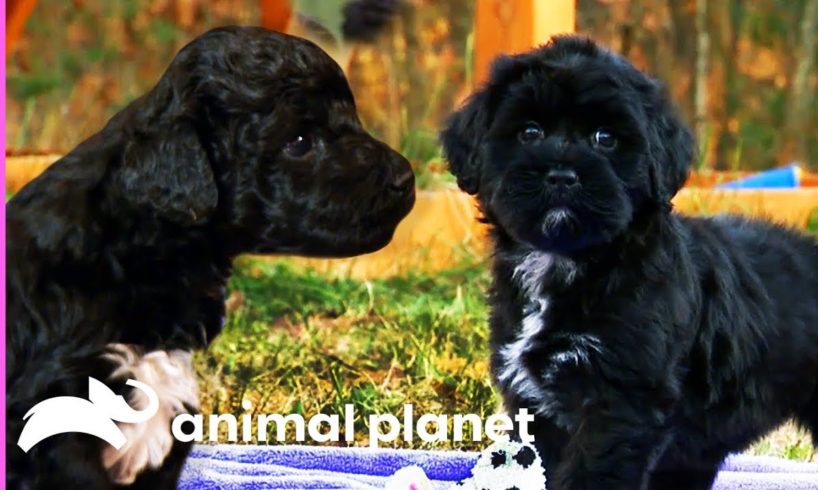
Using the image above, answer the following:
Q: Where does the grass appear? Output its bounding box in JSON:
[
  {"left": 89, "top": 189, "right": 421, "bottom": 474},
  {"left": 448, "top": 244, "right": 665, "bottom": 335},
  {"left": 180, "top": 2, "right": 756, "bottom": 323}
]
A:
[
  {"left": 197, "top": 256, "right": 815, "bottom": 460},
  {"left": 807, "top": 208, "right": 818, "bottom": 234},
  {"left": 197, "top": 259, "right": 496, "bottom": 450},
  {"left": 749, "top": 422, "right": 815, "bottom": 461}
]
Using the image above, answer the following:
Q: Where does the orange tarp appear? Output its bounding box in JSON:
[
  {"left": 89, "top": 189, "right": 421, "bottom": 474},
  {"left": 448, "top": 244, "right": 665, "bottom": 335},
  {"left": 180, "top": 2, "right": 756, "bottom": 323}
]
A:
[
  {"left": 6, "top": 157, "right": 818, "bottom": 279},
  {"left": 802, "top": 174, "right": 818, "bottom": 187}
]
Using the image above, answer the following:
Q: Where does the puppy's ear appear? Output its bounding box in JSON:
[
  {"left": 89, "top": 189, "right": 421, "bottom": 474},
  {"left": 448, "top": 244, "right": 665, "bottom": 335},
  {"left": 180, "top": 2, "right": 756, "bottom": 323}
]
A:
[
  {"left": 441, "top": 55, "right": 528, "bottom": 195},
  {"left": 118, "top": 122, "right": 218, "bottom": 226},
  {"left": 646, "top": 86, "right": 695, "bottom": 206},
  {"left": 440, "top": 91, "right": 491, "bottom": 195}
]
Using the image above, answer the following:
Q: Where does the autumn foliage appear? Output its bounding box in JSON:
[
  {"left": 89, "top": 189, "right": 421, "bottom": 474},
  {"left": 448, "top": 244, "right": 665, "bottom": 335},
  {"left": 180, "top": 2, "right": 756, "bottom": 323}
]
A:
[{"left": 6, "top": 0, "right": 818, "bottom": 174}]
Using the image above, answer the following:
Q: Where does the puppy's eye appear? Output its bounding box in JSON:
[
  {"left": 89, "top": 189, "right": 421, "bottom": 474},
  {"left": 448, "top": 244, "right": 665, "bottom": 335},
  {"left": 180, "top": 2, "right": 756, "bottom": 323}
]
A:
[
  {"left": 591, "top": 129, "right": 617, "bottom": 150},
  {"left": 284, "top": 135, "right": 313, "bottom": 158},
  {"left": 519, "top": 123, "right": 544, "bottom": 144}
]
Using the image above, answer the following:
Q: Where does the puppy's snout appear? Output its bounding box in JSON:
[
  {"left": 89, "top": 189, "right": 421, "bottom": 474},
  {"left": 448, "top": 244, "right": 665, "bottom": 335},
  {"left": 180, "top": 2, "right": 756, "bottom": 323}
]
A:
[
  {"left": 387, "top": 156, "right": 415, "bottom": 194},
  {"left": 546, "top": 169, "right": 579, "bottom": 189},
  {"left": 390, "top": 169, "right": 415, "bottom": 193}
]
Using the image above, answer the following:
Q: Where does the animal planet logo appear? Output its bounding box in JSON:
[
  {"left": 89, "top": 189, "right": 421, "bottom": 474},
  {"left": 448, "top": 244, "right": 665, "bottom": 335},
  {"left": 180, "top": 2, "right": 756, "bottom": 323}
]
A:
[{"left": 17, "top": 377, "right": 159, "bottom": 452}]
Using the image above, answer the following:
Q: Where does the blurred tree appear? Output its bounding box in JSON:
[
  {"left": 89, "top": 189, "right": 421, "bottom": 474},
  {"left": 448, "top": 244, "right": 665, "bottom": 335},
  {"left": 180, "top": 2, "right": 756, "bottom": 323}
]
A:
[
  {"left": 711, "top": 0, "right": 744, "bottom": 170},
  {"left": 783, "top": 0, "right": 818, "bottom": 164},
  {"left": 693, "top": 0, "right": 709, "bottom": 166}
]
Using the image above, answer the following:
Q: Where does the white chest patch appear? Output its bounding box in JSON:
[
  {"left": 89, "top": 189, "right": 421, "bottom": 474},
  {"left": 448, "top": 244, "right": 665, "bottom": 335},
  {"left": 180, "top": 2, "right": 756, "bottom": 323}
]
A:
[
  {"left": 496, "top": 252, "right": 554, "bottom": 406},
  {"left": 511, "top": 251, "right": 554, "bottom": 299},
  {"left": 101, "top": 344, "right": 199, "bottom": 485},
  {"left": 496, "top": 250, "right": 601, "bottom": 419}
]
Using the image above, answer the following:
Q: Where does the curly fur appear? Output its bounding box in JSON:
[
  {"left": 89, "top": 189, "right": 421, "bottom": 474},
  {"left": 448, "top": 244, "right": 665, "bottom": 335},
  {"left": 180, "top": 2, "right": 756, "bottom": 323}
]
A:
[
  {"left": 441, "top": 35, "right": 818, "bottom": 490},
  {"left": 7, "top": 26, "right": 414, "bottom": 489}
]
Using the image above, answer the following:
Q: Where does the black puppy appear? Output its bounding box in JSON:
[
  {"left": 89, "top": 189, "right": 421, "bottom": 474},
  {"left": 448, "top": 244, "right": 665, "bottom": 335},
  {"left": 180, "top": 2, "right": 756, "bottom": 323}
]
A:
[
  {"left": 7, "top": 26, "right": 414, "bottom": 489},
  {"left": 442, "top": 36, "right": 818, "bottom": 490}
]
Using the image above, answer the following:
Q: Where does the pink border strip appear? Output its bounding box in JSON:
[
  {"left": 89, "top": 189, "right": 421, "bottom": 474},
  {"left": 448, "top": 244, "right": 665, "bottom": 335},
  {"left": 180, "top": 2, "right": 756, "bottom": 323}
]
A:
[{"left": 2, "top": 0, "right": 8, "bottom": 486}]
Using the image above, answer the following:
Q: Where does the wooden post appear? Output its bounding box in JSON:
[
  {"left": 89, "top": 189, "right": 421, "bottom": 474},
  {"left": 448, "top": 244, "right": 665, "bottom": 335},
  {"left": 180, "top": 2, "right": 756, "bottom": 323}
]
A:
[
  {"left": 474, "top": 0, "right": 576, "bottom": 84},
  {"left": 6, "top": 0, "right": 38, "bottom": 55}
]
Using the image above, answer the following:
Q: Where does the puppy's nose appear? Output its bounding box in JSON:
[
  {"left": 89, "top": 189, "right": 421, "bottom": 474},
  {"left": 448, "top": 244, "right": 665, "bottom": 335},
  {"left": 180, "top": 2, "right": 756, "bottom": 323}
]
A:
[
  {"left": 546, "top": 169, "right": 579, "bottom": 189},
  {"left": 389, "top": 168, "right": 415, "bottom": 194}
]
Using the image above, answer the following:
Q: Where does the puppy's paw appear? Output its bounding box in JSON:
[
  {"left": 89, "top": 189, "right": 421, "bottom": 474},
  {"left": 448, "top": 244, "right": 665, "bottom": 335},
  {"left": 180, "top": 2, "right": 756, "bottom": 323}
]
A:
[
  {"left": 102, "top": 416, "right": 176, "bottom": 484},
  {"left": 101, "top": 345, "right": 199, "bottom": 484}
]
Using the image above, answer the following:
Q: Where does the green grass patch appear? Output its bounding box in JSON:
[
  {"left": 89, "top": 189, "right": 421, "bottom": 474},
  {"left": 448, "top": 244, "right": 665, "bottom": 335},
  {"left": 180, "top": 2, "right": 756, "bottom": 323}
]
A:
[
  {"left": 807, "top": 208, "right": 818, "bottom": 235},
  {"left": 197, "top": 259, "right": 497, "bottom": 450}
]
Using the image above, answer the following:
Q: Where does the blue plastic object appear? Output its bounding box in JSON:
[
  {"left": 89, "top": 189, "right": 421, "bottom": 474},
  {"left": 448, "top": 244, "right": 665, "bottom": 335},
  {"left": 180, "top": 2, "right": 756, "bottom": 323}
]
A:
[{"left": 717, "top": 165, "right": 801, "bottom": 189}]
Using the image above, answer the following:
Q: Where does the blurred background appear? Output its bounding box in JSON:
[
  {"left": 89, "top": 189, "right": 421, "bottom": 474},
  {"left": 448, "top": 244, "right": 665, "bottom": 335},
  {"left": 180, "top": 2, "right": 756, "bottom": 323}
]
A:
[
  {"left": 5, "top": 1, "right": 817, "bottom": 455},
  {"left": 6, "top": 0, "right": 818, "bottom": 181}
]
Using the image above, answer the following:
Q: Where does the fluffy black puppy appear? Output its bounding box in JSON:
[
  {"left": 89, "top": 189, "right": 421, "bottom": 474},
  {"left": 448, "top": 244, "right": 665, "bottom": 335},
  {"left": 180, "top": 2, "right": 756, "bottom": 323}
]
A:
[
  {"left": 7, "top": 26, "right": 414, "bottom": 490},
  {"left": 441, "top": 36, "right": 818, "bottom": 490}
]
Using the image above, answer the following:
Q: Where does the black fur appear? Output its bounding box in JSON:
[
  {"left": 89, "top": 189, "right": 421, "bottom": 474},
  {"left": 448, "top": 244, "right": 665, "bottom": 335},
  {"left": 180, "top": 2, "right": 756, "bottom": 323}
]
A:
[
  {"left": 341, "top": 0, "right": 402, "bottom": 41},
  {"left": 7, "top": 26, "right": 414, "bottom": 489},
  {"left": 441, "top": 35, "right": 818, "bottom": 490}
]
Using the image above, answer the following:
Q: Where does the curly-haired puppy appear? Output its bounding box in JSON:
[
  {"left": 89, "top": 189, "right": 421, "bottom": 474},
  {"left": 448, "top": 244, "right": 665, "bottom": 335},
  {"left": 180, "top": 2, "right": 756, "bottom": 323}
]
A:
[
  {"left": 7, "top": 26, "right": 414, "bottom": 489},
  {"left": 441, "top": 36, "right": 818, "bottom": 490}
]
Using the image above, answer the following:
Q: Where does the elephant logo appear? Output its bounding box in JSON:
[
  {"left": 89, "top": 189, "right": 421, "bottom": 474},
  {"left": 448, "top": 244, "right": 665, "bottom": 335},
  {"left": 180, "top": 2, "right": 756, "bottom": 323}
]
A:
[{"left": 17, "top": 376, "right": 159, "bottom": 452}]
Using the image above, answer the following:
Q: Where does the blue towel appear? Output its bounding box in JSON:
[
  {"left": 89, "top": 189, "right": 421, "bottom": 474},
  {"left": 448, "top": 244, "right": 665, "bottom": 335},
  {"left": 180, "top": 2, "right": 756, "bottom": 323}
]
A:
[{"left": 180, "top": 445, "right": 818, "bottom": 489}]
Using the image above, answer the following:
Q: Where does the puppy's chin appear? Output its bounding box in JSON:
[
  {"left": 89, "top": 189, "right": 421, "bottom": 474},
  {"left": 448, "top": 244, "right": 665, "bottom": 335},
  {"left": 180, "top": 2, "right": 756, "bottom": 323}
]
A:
[
  {"left": 253, "top": 192, "right": 415, "bottom": 258},
  {"left": 315, "top": 189, "right": 415, "bottom": 257},
  {"left": 503, "top": 209, "right": 591, "bottom": 254},
  {"left": 540, "top": 207, "right": 578, "bottom": 236},
  {"left": 312, "top": 225, "right": 401, "bottom": 258},
  {"left": 253, "top": 226, "right": 397, "bottom": 258},
  {"left": 493, "top": 201, "right": 633, "bottom": 255}
]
